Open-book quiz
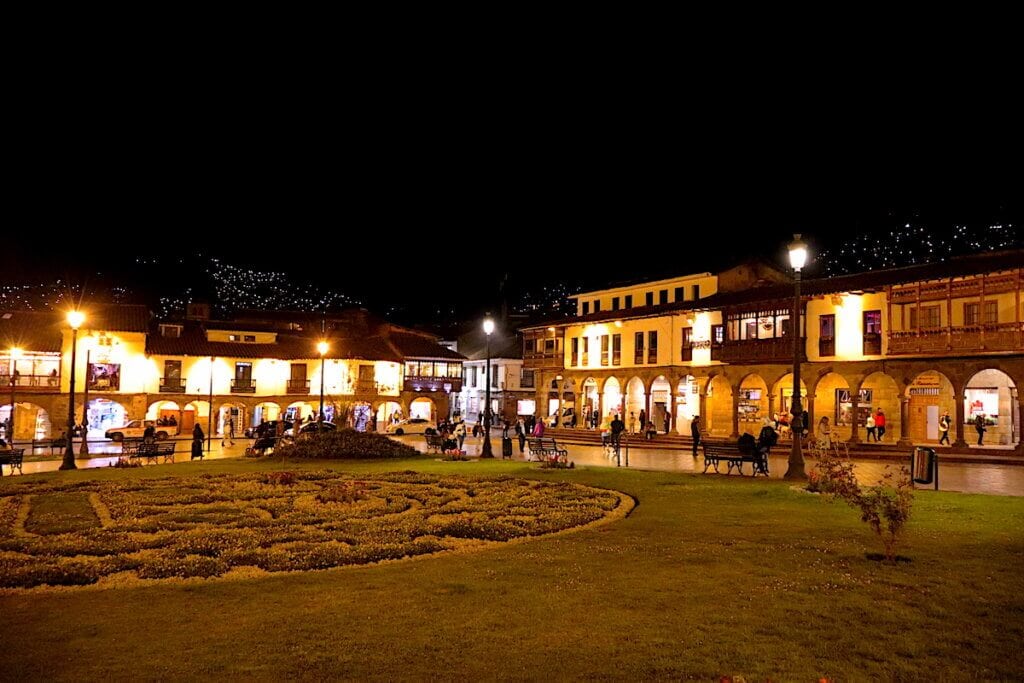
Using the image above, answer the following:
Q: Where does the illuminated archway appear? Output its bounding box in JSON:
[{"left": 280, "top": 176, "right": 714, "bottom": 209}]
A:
[
  {"left": 965, "top": 369, "right": 1019, "bottom": 448},
  {"left": 286, "top": 401, "right": 315, "bottom": 424},
  {"left": 649, "top": 375, "right": 672, "bottom": 433},
  {"left": 814, "top": 372, "right": 850, "bottom": 441},
  {"left": 602, "top": 377, "right": 622, "bottom": 425},
  {"left": 85, "top": 398, "right": 127, "bottom": 437},
  {"left": 861, "top": 372, "right": 900, "bottom": 443},
  {"left": 410, "top": 397, "right": 435, "bottom": 421},
  {"left": 772, "top": 373, "right": 808, "bottom": 418},
  {"left": 581, "top": 377, "right": 600, "bottom": 429},
  {"left": 624, "top": 377, "right": 646, "bottom": 431},
  {"left": 675, "top": 375, "right": 699, "bottom": 435},
  {"left": 905, "top": 371, "right": 956, "bottom": 444},
  {"left": 0, "top": 402, "right": 50, "bottom": 441},
  {"left": 738, "top": 373, "right": 769, "bottom": 437},
  {"left": 253, "top": 402, "right": 281, "bottom": 426},
  {"left": 146, "top": 400, "right": 181, "bottom": 421},
  {"left": 218, "top": 403, "right": 246, "bottom": 437}
]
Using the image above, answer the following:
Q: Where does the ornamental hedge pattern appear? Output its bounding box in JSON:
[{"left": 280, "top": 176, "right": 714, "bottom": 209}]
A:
[{"left": 0, "top": 472, "right": 628, "bottom": 589}]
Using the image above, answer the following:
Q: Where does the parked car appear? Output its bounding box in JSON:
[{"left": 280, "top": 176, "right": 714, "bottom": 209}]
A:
[
  {"left": 105, "top": 420, "right": 172, "bottom": 442},
  {"left": 244, "top": 420, "right": 294, "bottom": 439},
  {"left": 385, "top": 418, "right": 436, "bottom": 436},
  {"left": 284, "top": 421, "right": 338, "bottom": 438}
]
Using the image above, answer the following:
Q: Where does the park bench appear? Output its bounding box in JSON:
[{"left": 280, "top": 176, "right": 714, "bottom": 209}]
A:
[
  {"left": 424, "top": 433, "right": 445, "bottom": 453},
  {"left": 32, "top": 437, "right": 67, "bottom": 454},
  {"left": 526, "top": 437, "right": 568, "bottom": 464},
  {"left": 123, "top": 442, "right": 176, "bottom": 465},
  {"left": 701, "top": 442, "right": 769, "bottom": 477},
  {"left": 0, "top": 449, "right": 25, "bottom": 476}
]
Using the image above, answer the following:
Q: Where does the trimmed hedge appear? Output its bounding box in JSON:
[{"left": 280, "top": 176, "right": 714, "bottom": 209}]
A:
[{"left": 274, "top": 429, "right": 419, "bottom": 459}]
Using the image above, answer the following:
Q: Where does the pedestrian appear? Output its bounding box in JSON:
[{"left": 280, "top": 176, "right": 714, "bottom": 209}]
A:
[
  {"left": 690, "top": 416, "right": 701, "bottom": 457},
  {"left": 532, "top": 418, "right": 545, "bottom": 437},
  {"left": 191, "top": 423, "right": 205, "bottom": 460},
  {"left": 223, "top": 416, "right": 236, "bottom": 447},
  {"left": 874, "top": 409, "right": 886, "bottom": 441},
  {"left": 455, "top": 420, "right": 467, "bottom": 451},
  {"left": 638, "top": 409, "right": 646, "bottom": 435},
  {"left": 865, "top": 411, "right": 876, "bottom": 442},
  {"left": 515, "top": 417, "right": 526, "bottom": 453},
  {"left": 817, "top": 416, "right": 833, "bottom": 450},
  {"left": 939, "top": 410, "right": 951, "bottom": 446},
  {"left": 663, "top": 412, "right": 670, "bottom": 434},
  {"left": 143, "top": 423, "right": 156, "bottom": 444},
  {"left": 610, "top": 413, "right": 625, "bottom": 451},
  {"left": 628, "top": 412, "right": 636, "bottom": 435},
  {"left": 974, "top": 413, "right": 986, "bottom": 446}
]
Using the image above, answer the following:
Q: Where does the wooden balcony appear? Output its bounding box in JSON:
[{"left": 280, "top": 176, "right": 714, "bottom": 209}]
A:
[
  {"left": 231, "top": 379, "right": 256, "bottom": 393},
  {"left": 6, "top": 374, "right": 61, "bottom": 392},
  {"left": 523, "top": 352, "right": 563, "bottom": 371},
  {"left": 159, "top": 378, "right": 185, "bottom": 393},
  {"left": 888, "top": 323, "right": 1023, "bottom": 355},
  {"left": 715, "top": 337, "right": 806, "bottom": 364},
  {"left": 403, "top": 376, "right": 463, "bottom": 393},
  {"left": 891, "top": 272, "right": 1020, "bottom": 304},
  {"left": 286, "top": 379, "right": 310, "bottom": 395}
]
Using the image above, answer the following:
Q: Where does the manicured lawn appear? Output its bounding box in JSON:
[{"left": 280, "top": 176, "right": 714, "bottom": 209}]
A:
[{"left": 2, "top": 456, "right": 1023, "bottom": 680}]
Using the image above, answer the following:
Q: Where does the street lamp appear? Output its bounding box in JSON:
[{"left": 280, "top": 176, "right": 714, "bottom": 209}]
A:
[
  {"left": 784, "top": 234, "right": 808, "bottom": 480},
  {"left": 317, "top": 341, "right": 328, "bottom": 420},
  {"left": 7, "top": 347, "right": 21, "bottom": 445},
  {"left": 61, "top": 310, "right": 85, "bottom": 470},
  {"left": 480, "top": 316, "right": 495, "bottom": 458}
]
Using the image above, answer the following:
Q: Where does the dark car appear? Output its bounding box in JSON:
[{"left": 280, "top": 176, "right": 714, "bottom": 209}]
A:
[
  {"left": 285, "top": 421, "right": 338, "bottom": 438},
  {"left": 244, "top": 420, "right": 293, "bottom": 439}
]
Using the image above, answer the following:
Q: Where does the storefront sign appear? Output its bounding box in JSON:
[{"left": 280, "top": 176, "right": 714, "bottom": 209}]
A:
[{"left": 690, "top": 340, "right": 712, "bottom": 350}]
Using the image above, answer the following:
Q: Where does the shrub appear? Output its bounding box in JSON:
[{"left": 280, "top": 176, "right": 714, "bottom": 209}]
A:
[
  {"left": 316, "top": 481, "right": 369, "bottom": 504},
  {"left": 275, "top": 429, "right": 419, "bottom": 460},
  {"left": 110, "top": 458, "right": 142, "bottom": 468},
  {"left": 812, "top": 451, "right": 914, "bottom": 562}
]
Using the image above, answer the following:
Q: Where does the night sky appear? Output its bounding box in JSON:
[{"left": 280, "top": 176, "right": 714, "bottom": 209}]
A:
[{"left": 8, "top": 104, "right": 1021, "bottom": 326}]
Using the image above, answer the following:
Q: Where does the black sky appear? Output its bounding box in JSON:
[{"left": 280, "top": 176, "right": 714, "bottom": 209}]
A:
[{"left": 8, "top": 81, "right": 1022, "bottom": 323}]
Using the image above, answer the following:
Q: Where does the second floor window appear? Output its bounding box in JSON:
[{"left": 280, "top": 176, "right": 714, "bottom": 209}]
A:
[
  {"left": 571, "top": 338, "right": 579, "bottom": 366},
  {"left": 674, "top": 286, "right": 685, "bottom": 302},
  {"left": 290, "top": 363, "right": 307, "bottom": 381},
  {"left": 681, "top": 327, "right": 692, "bottom": 361},
  {"left": 964, "top": 302, "right": 980, "bottom": 325},
  {"left": 624, "top": 295, "right": 633, "bottom": 308},
  {"left": 612, "top": 297, "right": 620, "bottom": 310},
  {"left": 864, "top": 310, "right": 882, "bottom": 335},
  {"left": 911, "top": 305, "right": 941, "bottom": 329},
  {"left": 466, "top": 366, "right": 476, "bottom": 388},
  {"left": 645, "top": 292, "right": 654, "bottom": 307},
  {"left": 648, "top": 331, "right": 658, "bottom": 364},
  {"left": 593, "top": 300, "right": 601, "bottom": 313},
  {"left": 581, "top": 337, "right": 589, "bottom": 365},
  {"left": 820, "top": 314, "right": 835, "bottom": 339},
  {"left": 582, "top": 301, "right": 590, "bottom": 315},
  {"left": 612, "top": 334, "right": 621, "bottom": 365},
  {"left": 520, "top": 369, "right": 534, "bottom": 388},
  {"left": 984, "top": 301, "right": 998, "bottom": 324},
  {"left": 659, "top": 290, "right": 668, "bottom": 305},
  {"left": 163, "top": 360, "right": 181, "bottom": 383},
  {"left": 634, "top": 331, "right": 644, "bottom": 364},
  {"left": 601, "top": 335, "right": 609, "bottom": 366},
  {"left": 712, "top": 325, "right": 724, "bottom": 346}
]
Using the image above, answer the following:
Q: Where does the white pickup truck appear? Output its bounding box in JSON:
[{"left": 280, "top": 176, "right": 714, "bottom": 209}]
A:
[{"left": 104, "top": 420, "right": 175, "bottom": 442}]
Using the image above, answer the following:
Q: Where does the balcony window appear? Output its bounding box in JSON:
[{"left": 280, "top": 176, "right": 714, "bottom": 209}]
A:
[
  {"left": 582, "top": 301, "right": 590, "bottom": 315},
  {"left": 681, "top": 327, "right": 693, "bottom": 361},
  {"left": 645, "top": 292, "right": 654, "bottom": 306},
  {"left": 634, "top": 332, "right": 644, "bottom": 364},
  {"left": 520, "top": 369, "right": 535, "bottom": 388},
  {"left": 601, "top": 335, "right": 609, "bottom": 366},
  {"left": 571, "top": 338, "right": 579, "bottom": 366},
  {"left": 984, "top": 301, "right": 998, "bottom": 324},
  {"left": 593, "top": 300, "right": 601, "bottom": 313},
  {"left": 612, "top": 297, "right": 620, "bottom": 311},
  {"left": 648, "top": 331, "right": 658, "bottom": 364},
  {"left": 819, "top": 314, "right": 835, "bottom": 357},
  {"left": 659, "top": 290, "right": 668, "bottom": 305},
  {"left": 964, "top": 302, "right": 980, "bottom": 325},
  {"left": 624, "top": 295, "right": 633, "bottom": 308},
  {"left": 581, "top": 337, "right": 589, "bottom": 366},
  {"left": 612, "top": 334, "right": 621, "bottom": 366},
  {"left": 448, "top": 363, "right": 462, "bottom": 378},
  {"left": 675, "top": 286, "right": 685, "bottom": 302}
]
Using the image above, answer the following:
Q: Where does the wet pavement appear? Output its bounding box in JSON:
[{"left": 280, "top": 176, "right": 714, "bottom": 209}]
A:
[{"left": 6, "top": 435, "right": 1024, "bottom": 497}]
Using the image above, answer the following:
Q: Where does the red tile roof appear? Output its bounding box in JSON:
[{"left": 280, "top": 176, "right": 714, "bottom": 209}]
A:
[{"left": 0, "top": 311, "right": 62, "bottom": 353}]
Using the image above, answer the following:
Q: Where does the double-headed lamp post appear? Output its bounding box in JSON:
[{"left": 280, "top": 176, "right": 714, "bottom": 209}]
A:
[
  {"left": 480, "top": 316, "right": 495, "bottom": 458},
  {"left": 784, "top": 234, "right": 808, "bottom": 480},
  {"left": 8, "top": 347, "right": 21, "bottom": 445},
  {"left": 61, "top": 310, "right": 85, "bottom": 470},
  {"left": 317, "top": 341, "right": 328, "bottom": 420}
]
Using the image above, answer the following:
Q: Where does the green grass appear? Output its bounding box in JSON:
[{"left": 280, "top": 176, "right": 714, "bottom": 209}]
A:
[
  {"left": 2, "top": 456, "right": 1023, "bottom": 680},
  {"left": 23, "top": 492, "right": 100, "bottom": 535}
]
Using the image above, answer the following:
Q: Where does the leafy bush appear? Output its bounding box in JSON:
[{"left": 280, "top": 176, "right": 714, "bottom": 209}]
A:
[
  {"left": 316, "top": 481, "right": 368, "bottom": 504},
  {"left": 812, "top": 451, "right": 914, "bottom": 562},
  {"left": 263, "top": 471, "right": 297, "bottom": 486},
  {"left": 275, "top": 429, "right": 419, "bottom": 460}
]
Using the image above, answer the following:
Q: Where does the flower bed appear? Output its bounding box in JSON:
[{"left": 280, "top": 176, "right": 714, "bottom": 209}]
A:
[{"left": 0, "top": 472, "right": 628, "bottom": 589}]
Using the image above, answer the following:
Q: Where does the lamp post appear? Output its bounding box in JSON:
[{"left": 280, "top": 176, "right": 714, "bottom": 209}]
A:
[
  {"left": 79, "top": 349, "right": 90, "bottom": 455},
  {"left": 480, "top": 316, "right": 495, "bottom": 458},
  {"left": 317, "top": 341, "right": 328, "bottom": 420},
  {"left": 61, "top": 310, "right": 85, "bottom": 470},
  {"left": 8, "top": 347, "right": 21, "bottom": 445},
  {"left": 784, "top": 234, "right": 808, "bottom": 480}
]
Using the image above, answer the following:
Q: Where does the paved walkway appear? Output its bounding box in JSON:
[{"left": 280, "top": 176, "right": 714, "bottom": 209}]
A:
[{"left": 7, "top": 436, "right": 1024, "bottom": 497}]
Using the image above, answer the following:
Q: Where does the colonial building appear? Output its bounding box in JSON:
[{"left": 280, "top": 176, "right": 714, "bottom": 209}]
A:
[
  {"left": 455, "top": 328, "right": 535, "bottom": 425},
  {"left": 0, "top": 305, "right": 463, "bottom": 441},
  {"left": 521, "top": 250, "right": 1024, "bottom": 453}
]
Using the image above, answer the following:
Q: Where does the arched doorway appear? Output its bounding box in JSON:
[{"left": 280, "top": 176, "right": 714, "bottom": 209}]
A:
[
  {"left": 906, "top": 371, "right": 956, "bottom": 444},
  {"left": 814, "top": 372, "right": 850, "bottom": 441},
  {"left": 0, "top": 402, "right": 50, "bottom": 440},
  {"left": 581, "top": 378, "right": 600, "bottom": 429},
  {"left": 376, "top": 401, "right": 403, "bottom": 430},
  {"left": 350, "top": 401, "right": 374, "bottom": 431},
  {"left": 625, "top": 377, "right": 645, "bottom": 432},
  {"left": 965, "top": 369, "right": 1019, "bottom": 448},
  {"left": 146, "top": 400, "right": 182, "bottom": 436},
  {"left": 738, "top": 374, "right": 769, "bottom": 437},
  {"left": 675, "top": 375, "right": 699, "bottom": 435},
  {"left": 649, "top": 376, "right": 672, "bottom": 433},
  {"left": 772, "top": 373, "right": 809, "bottom": 424},
  {"left": 706, "top": 375, "right": 733, "bottom": 437},
  {"left": 253, "top": 402, "right": 280, "bottom": 427},
  {"left": 86, "top": 398, "right": 127, "bottom": 438},
  {"left": 862, "top": 372, "right": 901, "bottom": 443},
  {"left": 183, "top": 400, "right": 211, "bottom": 435},
  {"left": 218, "top": 403, "right": 246, "bottom": 438},
  {"left": 602, "top": 377, "right": 622, "bottom": 426},
  {"left": 286, "top": 401, "right": 315, "bottom": 424},
  {"left": 410, "top": 397, "right": 435, "bottom": 421}
]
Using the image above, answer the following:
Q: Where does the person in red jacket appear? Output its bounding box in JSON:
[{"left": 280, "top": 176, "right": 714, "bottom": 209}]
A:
[{"left": 874, "top": 409, "right": 886, "bottom": 441}]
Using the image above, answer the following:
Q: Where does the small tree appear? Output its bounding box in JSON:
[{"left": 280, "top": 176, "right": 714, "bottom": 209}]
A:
[{"left": 812, "top": 451, "right": 914, "bottom": 562}]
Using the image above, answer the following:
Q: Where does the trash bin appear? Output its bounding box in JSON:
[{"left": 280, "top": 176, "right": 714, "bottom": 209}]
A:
[
  {"left": 502, "top": 437, "right": 513, "bottom": 459},
  {"left": 911, "top": 446, "right": 938, "bottom": 489}
]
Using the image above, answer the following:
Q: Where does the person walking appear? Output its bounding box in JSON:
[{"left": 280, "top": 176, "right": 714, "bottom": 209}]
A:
[
  {"left": 628, "top": 412, "right": 637, "bottom": 435},
  {"left": 939, "top": 410, "right": 951, "bottom": 446},
  {"left": 637, "top": 409, "right": 647, "bottom": 436},
  {"left": 817, "top": 416, "right": 833, "bottom": 451},
  {"left": 865, "top": 412, "right": 877, "bottom": 442},
  {"left": 610, "top": 413, "right": 625, "bottom": 453},
  {"left": 223, "top": 416, "right": 236, "bottom": 447},
  {"left": 663, "top": 412, "right": 670, "bottom": 435},
  {"left": 515, "top": 417, "right": 526, "bottom": 454},
  {"left": 191, "top": 423, "right": 205, "bottom": 460},
  {"left": 532, "top": 418, "right": 545, "bottom": 437},
  {"left": 690, "top": 416, "right": 702, "bottom": 458},
  {"left": 974, "top": 413, "right": 986, "bottom": 446},
  {"left": 455, "top": 420, "right": 467, "bottom": 451},
  {"left": 143, "top": 423, "right": 156, "bottom": 444}
]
